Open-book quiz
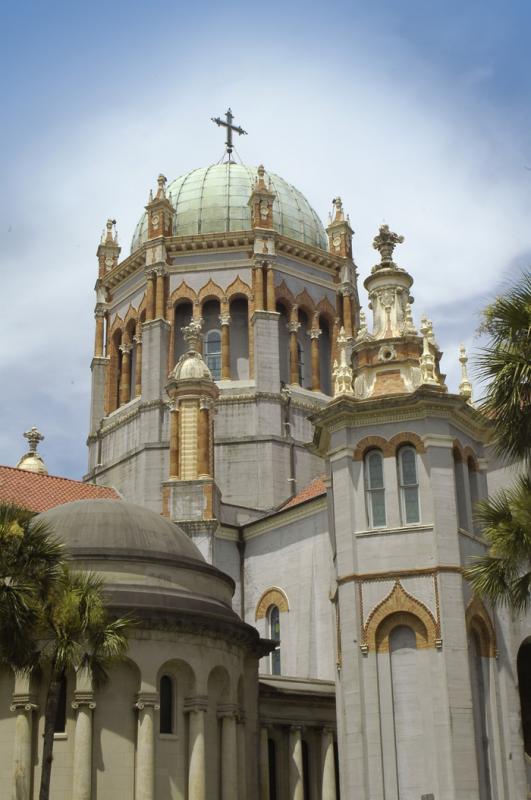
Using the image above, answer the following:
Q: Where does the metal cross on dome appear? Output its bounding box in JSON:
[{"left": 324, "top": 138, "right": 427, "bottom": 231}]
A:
[{"left": 211, "top": 108, "right": 247, "bottom": 160}]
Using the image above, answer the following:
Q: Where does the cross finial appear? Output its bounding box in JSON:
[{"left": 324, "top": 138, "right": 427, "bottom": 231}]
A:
[
  {"left": 372, "top": 224, "right": 404, "bottom": 266},
  {"left": 211, "top": 108, "right": 247, "bottom": 161},
  {"left": 23, "top": 426, "right": 44, "bottom": 454}
]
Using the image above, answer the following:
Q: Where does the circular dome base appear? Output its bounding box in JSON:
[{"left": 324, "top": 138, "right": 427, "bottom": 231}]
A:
[{"left": 131, "top": 163, "right": 327, "bottom": 253}]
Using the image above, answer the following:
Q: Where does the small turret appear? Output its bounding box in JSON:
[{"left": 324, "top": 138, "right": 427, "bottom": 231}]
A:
[
  {"left": 96, "top": 218, "right": 120, "bottom": 279},
  {"left": 145, "top": 174, "right": 174, "bottom": 240}
]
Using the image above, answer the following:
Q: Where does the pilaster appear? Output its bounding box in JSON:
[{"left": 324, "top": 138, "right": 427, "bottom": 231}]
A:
[
  {"left": 141, "top": 318, "right": 170, "bottom": 402},
  {"left": 252, "top": 309, "right": 281, "bottom": 392}
]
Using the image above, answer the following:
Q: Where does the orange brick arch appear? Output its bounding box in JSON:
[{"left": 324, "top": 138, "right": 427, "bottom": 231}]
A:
[
  {"left": 463, "top": 446, "right": 480, "bottom": 471},
  {"left": 365, "top": 581, "right": 438, "bottom": 652},
  {"left": 198, "top": 279, "right": 225, "bottom": 305},
  {"left": 255, "top": 587, "right": 290, "bottom": 620},
  {"left": 388, "top": 431, "right": 426, "bottom": 455},
  {"left": 226, "top": 275, "right": 252, "bottom": 302},
  {"left": 353, "top": 436, "right": 393, "bottom": 461},
  {"left": 168, "top": 281, "right": 198, "bottom": 310}
]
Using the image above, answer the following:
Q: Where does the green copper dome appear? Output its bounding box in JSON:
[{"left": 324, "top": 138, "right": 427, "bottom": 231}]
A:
[{"left": 131, "top": 163, "right": 328, "bottom": 253}]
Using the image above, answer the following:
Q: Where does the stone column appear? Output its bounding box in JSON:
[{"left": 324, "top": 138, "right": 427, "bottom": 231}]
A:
[
  {"left": 71, "top": 696, "right": 96, "bottom": 800},
  {"left": 254, "top": 263, "right": 264, "bottom": 311},
  {"left": 155, "top": 268, "right": 166, "bottom": 320},
  {"left": 310, "top": 327, "right": 321, "bottom": 391},
  {"left": 168, "top": 401, "right": 179, "bottom": 478},
  {"left": 94, "top": 306, "right": 105, "bottom": 357},
  {"left": 288, "top": 321, "right": 301, "bottom": 386},
  {"left": 321, "top": 727, "right": 337, "bottom": 800},
  {"left": 219, "top": 706, "right": 238, "bottom": 800},
  {"left": 134, "top": 696, "right": 159, "bottom": 800},
  {"left": 289, "top": 725, "right": 304, "bottom": 800},
  {"left": 237, "top": 713, "right": 246, "bottom": 800},
  {"left": 134, "top": 333, "right": 143, "bottom": 396},
  {"left": 145, "top": 270, "right": 156, "bottom": 321},
  {"left": 10, "top": 699, "right": 37, "bottom": 800},
  {"left": 119, "top": 343, "right": 132, "bottom": 405},
  {"left": 342, "top": 290, "right": 353, "bottom": 338},
  {"left": 198, "top": 399, "right": 211, "bottom": 478},
  {"left": 259, "top": 726, "right": 270, "bottom": 800},
  {"left": 266, "top": 264, "right": 276, "bottom": 312},
  {"left": 185, "top": 698, "right": 208, "bottom": 800},
  {"left": 220, "top": 313, "right": 231, "bottom": 380}
]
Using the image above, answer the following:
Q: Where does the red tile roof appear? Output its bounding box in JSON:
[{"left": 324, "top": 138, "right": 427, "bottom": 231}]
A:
[
  {"left": 280, "top": 476, "right": 327, "bottom": 510},
  {"left": 0, "top": 465, "right": 120, "bottom": 514}
]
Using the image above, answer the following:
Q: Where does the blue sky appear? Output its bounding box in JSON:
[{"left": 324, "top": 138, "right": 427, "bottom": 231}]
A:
[{"left": 1, "top": 0, "right": 530, "bottom": 478}]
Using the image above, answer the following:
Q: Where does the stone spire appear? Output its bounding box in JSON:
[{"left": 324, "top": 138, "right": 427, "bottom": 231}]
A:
[
  {"left": 96, "top": 218, "right": 120, "bottom": 279},
  {"left": 248, "top": 164, "right": 276, "bottom": 234},
  {"left": 16, "top": 427, "right": 48, "bottom": 475},
  {"left": 458, "top": 344, "right": 473, "bottom": 402}
]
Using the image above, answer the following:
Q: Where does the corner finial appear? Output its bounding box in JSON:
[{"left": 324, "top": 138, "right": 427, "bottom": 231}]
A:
[
  {"left": 419, "top": 316, "right": 438, "bottom": 385},
  {"left": 458, "top": 344, "right": 473, "bottom": 402},
  {"left": 182, "top": 319, "right": 203, "bottom": 353},
  {"left": 102, "top": 218, "right": 117, "bottom": 244},
  {"left": 156, "top": 174, "right": 167, "bottom": 199},
  {"left": 332, "top": 197, "right": 344, "bottom": 222},
  {"left": 372, "top": 224, "right": 404, "bottom": 266}
]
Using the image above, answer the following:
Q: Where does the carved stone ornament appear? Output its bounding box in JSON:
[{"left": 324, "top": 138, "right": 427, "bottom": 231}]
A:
[
  {"left": 458, "top": 344, "right": 473, "bottom": 402},
  {"left": 419, "top": 316, "right": 438, "bottom": 385},
  {"left": 259, "top": 199, "right": 269, "bottom": 220},
  {"left": 372, "top": 223, "right": 404, "bottom": 266},
  {"left": 333, "top": 327, "right": 354, "bottom": 396},
  {"left": 182, "top": 319, "right": 203, "bottom": 352}
]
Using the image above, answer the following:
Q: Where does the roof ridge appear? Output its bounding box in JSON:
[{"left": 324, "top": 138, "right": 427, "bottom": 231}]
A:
[{"left": 0, "top": 463, "right": 103, "bottom": 488}]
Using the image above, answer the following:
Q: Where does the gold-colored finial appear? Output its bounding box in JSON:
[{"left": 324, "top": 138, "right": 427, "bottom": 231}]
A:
[{"left": 17, "top": 426, "right": 48, "bottom": 475}]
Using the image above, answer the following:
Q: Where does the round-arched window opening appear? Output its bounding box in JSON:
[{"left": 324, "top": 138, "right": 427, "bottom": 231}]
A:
[
  {"left": 205, "top": 330, "right": 222, "bottom": 380},
  {"left": 159, "top": 674, "right": 174, "bottom": 735}
]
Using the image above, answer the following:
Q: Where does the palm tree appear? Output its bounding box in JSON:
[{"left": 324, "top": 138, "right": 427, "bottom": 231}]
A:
[
  {"left": 0, "top": 503, "right": 131, "bottom": 800},
  {"left": 465, "top": 272, "right": 531, "bottom": 609},
  {"left": 37, "top": 569, "right": 130, "bottom": 800}
]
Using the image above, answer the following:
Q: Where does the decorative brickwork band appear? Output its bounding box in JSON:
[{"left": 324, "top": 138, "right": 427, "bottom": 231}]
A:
[{"left": 353, "top": 431, "right": 427, "bottom": 461}]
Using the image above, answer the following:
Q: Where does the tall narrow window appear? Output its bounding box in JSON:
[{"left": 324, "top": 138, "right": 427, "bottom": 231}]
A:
[
  {"left": 398, "top": 446, "right": 420, "bottom": 524},
  {"left": 297, "top": 341, "right": 304, "bottom": 386},
  {"left": 517, "top": 641, "right": 531, "bottom": 757},
  {"left": 54, "top": 674, "right": 67, "bottom": 733},
  {"left": 365, "top": 450, "right": 386, "bottom": 528},
  {"left": 268, "top": 605, "right": 281, "bottom": 675},
  {"left": 159, "top": 674, "right": 174, "bottom": 734},
  {"left": 205, "top": 330, "right": 222, "bottom": 380},
  {"left": 268, "top": 738, "right": 277, "bottom": 800}
]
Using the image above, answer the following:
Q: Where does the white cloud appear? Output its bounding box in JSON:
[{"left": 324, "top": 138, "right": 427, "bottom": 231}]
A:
[{"left": 1, "top": 32, "right": 529, "bottom": 476}]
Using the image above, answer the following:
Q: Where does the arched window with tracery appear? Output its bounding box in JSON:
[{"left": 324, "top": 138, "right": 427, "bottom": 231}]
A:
[
  {"left": 364, "top": 449, "right": 386, "bottom": 528},
  {"left": 159, "top": 674, "right": 174, "bottom": 735},
  {"left": 397, "top": 446, "right": 420, "bottom": 524},
  {"left": 268, "top": 605, "right": 281, "bottom": 675}
]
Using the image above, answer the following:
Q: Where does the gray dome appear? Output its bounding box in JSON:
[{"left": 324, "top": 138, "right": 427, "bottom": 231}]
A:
[
  {"left": 131, "top": 163, "right": 328, "bottom": 253},
  {"left": 38, "top": 499, "right": 204, "bottom": 564}
]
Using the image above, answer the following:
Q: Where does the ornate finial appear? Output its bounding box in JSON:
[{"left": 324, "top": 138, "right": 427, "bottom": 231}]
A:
[
  {"left": 156, "top": 174, "right": 167, "bottom": 199},
  {"left": 24, "top": 426, "right": 44, "bottom": 453},
  {"left": 459, "top": 344, "right": 473, "bottom": 402},
  {"left": 355, "top": 309, "right": 371, "bottom": 343},
  {"left": 101, "top": 218, "right": 116, "bottom": 244},
  {"left": 17, "top": 427, "right": 48, "bottom": 475},
  {"left": 182, "top": 319, "right": 203, "bottom": 353},
  {"left": 255, "top": 164, "right": 267, "bottom": 191},
  {"left": 332, "top": 197, "right": 344, "bottom": 222},
  {"left": 419, "top": 316, "right": 438, "bottom": 385},
  {"left": 372, "top": 224, "right": 404, "bottom": 266},
  {"left": 333, "top": 327, "right": 354, "bottom": 396}
]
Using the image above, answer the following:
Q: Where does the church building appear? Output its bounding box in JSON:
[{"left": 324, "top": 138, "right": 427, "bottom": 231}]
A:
[{"left": 1, "top": 111, "right": 530, "bottom": 800}]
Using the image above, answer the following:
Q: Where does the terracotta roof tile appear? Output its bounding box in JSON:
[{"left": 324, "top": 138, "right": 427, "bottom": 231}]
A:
[
  {"left": 0, "top": 465, "right": 120, "bottom": 514},
  {"left": 280, "top": 476, "right": 327, "bottom": 510}
]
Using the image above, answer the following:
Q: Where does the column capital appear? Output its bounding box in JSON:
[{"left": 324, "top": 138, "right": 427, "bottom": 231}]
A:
[
  {"left": 340, "top": 285, "right": 353, "bottom": 297},
  {"left": 219, "top": 313, "right": 231, "bottom": 326},
  {"left": 119, "top": 343, "right": 133, "bottom": 355},
  {"left": 321, "top": 725, "right": 336, "bottom": 736},
  {"left": 184, "top": 696, "right": 209, "bottom": 714},
  {"left": 166, "top": 398, "right": 179, "bottom": 413},
  {"left": 133, "top": 332, "right": 142, "bottom": 344},
  {"left": 154, "top": 264, "right": 167, "bottom": 277},
  {"left": 134, "top": 693, "right": 160, "bottom": 711},
  {"left": 287, "top": 321, "right": 301, "bottom": 335},
  {"left": 199, "top": 396, "right": 214, "bottom": 411},
  {"left": 310, "top": 327, "right": 322, "bottom": 339},
  {"left": 10, "top": 700, "right": 38, "bottom": 713},
  {"left": 217, "top": 703, "right": 239, "bottom": 719},
  {"left": 72, "top": 694, "right": 96, "bottom": 711},
  {"left": 94, "top": 303, "right": 107, "bottom": 318},
  {"left": 144, "top": 267, "right": 157, "bottom": 280},
  {"left": 289, "top": 723, "right": 304, "bottom": 733}
]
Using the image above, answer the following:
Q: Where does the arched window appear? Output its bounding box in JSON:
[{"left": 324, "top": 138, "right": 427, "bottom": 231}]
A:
[
  {"left": 205, "top": 330, "right": 222, "bottom": 380},
  {"left": 469, "top": 631, "right": 493, "bottom": 798},
  {"left": 364, "top": 450, "right": 386, "bottom": 528},
  {"left": 397, "top": 446, "right": 420, "bottom": 524},
  {"left": 453, "top": 447, "right": 468, "bottom": 530},
  {"left": 159, "top": 674, "right": 174, "bottom": 734},
  {"left": 302, "top": 739, "right": 310, "bottom": 800},
  {"left": 268, "top": 605, "right": 281, "bottom": 675},
  {"left": 54, "top": 674, "right": 67, "bottom": 734}
]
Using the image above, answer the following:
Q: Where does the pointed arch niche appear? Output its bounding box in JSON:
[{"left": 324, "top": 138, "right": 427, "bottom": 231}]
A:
[{"left": 366, "top": 582, "right": 438, "bottom": 799}]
